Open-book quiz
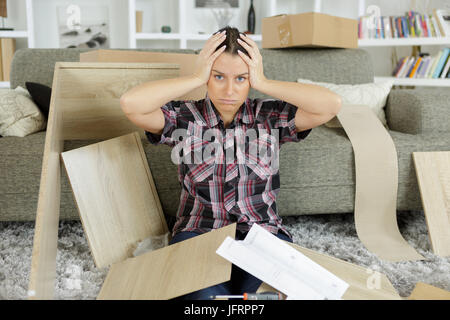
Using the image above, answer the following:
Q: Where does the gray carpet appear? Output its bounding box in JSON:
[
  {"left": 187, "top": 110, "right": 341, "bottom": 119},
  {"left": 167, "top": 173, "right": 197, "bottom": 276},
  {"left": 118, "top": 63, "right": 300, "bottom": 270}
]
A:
[{"left": 1, "top": 210, "right": 449, "bottom": 300}]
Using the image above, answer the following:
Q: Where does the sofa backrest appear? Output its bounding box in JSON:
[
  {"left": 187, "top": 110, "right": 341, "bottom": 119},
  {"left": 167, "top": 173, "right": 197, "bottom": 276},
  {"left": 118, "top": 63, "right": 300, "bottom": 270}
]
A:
[{"left": 10, "top": 47, "right": 374, "bottom": 97}]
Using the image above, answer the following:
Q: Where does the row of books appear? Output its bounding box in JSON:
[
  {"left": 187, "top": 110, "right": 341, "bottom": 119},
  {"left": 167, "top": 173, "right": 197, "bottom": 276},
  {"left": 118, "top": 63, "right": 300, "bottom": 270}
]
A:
[
  {"left": 392, "top": 48, "right": 450, "bottom": 79},
  {"left": 358, "top": 9, "right": 450, "bottom": 39}
]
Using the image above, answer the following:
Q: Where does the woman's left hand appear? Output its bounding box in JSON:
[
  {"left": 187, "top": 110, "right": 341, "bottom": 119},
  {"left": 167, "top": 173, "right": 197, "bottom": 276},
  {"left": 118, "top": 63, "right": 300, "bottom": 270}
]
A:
[{"left": 237, "top": 34, "right": 267, "bottom": 90}]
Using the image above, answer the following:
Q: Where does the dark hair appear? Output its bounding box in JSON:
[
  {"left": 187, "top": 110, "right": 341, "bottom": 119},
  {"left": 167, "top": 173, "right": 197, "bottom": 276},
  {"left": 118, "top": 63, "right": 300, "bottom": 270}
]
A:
[{"left": 214, "top": 26, "right": 250, "bottom": 57}]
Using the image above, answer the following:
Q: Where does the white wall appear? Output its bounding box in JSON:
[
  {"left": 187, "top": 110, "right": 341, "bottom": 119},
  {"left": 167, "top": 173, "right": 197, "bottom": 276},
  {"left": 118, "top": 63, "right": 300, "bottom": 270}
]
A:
[{"left": 3, "top": 0, "right": 450, "bottom": 77}]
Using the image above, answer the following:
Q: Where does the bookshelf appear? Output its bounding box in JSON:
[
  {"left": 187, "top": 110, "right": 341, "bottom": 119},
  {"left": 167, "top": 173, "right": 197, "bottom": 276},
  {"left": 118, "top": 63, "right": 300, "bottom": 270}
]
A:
[
  {"left": 127, "top": 0, "right": 318, "bottom": 49},
  {"left": 357, "top": 0, "right": 450, "bottom": 87},
  {"left": 0, "top": 0, "right": 35, "bottom": 88}
]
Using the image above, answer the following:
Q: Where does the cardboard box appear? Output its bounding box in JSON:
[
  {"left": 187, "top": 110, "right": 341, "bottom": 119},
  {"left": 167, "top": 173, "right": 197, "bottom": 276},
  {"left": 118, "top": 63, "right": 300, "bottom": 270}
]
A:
[
  {"left": 80, "top": 49, "right": 206, "bottom": 100},
  {"left": 262, "top": 12, "right": 358, "bottom": 49}
]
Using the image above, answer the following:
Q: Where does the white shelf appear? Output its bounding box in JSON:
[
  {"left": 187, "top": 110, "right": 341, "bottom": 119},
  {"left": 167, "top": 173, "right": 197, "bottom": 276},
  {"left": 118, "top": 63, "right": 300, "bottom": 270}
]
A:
[
  {"left": 359, "top": 37, "right": 450, "bottom": 47},
  {"left": 375, "top": 76, "right": 450, "bottom": 87},
  {"left": 0, "top": 31, "right": 29, "bottom": 38},
  {"left": 135, "top": 33, "right": 262, "bottom": 42}
]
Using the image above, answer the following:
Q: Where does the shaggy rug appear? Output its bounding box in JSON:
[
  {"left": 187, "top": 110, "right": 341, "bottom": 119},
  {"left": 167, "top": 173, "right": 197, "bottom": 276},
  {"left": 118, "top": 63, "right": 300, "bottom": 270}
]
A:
[{"left": 0, "top": 210, "right": 449, "bottom": 300}]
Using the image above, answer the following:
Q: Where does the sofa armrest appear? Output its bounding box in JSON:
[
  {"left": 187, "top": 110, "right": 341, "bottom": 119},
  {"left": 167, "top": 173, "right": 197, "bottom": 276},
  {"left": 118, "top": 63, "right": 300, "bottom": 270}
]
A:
[{"left": 385, "top": 89, "right": 450, "bottom": 134}]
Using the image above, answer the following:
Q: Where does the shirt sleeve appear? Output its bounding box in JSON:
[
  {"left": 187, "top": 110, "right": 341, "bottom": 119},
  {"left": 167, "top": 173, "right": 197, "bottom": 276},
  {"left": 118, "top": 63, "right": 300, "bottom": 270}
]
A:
[
  {"left": 145, "top": 100, "right": 181, "bottom": 147},
  {"left": 263, "top": 100, "right": 312, "bottom": 146}
]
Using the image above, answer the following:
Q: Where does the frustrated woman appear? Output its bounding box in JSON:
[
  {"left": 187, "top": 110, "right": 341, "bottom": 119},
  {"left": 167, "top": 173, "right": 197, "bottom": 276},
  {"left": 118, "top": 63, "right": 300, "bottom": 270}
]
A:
[{"left": 120, "top": 26, "right": 342, "bottom": 299}]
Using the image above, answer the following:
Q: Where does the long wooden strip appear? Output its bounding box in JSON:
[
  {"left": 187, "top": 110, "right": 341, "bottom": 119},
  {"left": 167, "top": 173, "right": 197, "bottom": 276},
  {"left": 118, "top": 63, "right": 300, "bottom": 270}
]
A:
[
  {"left": 28, "top": 64, "right": 64, "bottom": 300},
  {"left": 61, "top": 132, "right": 168, "bottom": 268},
  {"left": 413, "top": 151, "right": 450, "bottom": 257},
  {"left": 337, "top": 104, "right": 424, "bottom": 262},
  {"left": 97, "top": 224, "right": 236, "bottom": 300}
]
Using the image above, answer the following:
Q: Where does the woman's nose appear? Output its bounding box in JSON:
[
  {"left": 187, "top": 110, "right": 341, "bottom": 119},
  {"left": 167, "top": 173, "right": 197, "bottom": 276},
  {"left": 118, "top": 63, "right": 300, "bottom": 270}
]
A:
[{"left": 225, "top": 81, "right": 234, "bottom": 95}]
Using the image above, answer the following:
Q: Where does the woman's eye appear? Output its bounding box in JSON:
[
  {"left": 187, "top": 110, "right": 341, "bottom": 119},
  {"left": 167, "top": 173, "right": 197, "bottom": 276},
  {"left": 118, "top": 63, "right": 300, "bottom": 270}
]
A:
[
  {"left": 215, "top": 75, "right": 223, "bottom": 80},
  {"left": 237, "top": 77, "right": 246, "bottom": 82}
]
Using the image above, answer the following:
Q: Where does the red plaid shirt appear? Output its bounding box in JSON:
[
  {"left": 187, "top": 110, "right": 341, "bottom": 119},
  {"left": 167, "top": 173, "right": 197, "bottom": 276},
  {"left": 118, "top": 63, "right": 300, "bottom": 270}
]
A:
[{"left": 145, "top": 93, "right": 311, "bottom": 239}]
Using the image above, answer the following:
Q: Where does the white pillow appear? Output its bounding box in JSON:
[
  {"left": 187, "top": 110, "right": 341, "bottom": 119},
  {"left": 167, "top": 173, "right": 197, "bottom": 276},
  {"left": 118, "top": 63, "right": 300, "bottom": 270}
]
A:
[
  {"left": 0, "top": 86, "right": 47, "bottom": 137},
  {"left": 297, "top": 78, "right": 394, "bottom": 128}
]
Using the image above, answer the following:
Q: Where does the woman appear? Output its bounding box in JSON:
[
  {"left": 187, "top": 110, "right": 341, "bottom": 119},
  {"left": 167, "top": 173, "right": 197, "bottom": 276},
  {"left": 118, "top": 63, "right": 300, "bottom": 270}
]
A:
[{"left": 120, "top": 26, "right": 342, "bottom": 299}]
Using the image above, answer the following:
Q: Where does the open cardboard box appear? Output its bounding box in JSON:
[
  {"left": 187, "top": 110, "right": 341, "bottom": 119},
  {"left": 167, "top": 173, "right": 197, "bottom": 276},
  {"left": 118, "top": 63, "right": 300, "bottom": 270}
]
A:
[
  {"left": 28, "top": 60, "right": 402, "bottom": 300},
  {"left": 262, "top": 12, "right": 358, "bottom": 49}
]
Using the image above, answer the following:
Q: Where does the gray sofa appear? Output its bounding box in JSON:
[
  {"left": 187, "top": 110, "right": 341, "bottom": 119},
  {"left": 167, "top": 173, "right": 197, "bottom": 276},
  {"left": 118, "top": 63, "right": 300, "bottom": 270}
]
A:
[{"left": 1, "top": 48, "right": 449, "bottom": 223}]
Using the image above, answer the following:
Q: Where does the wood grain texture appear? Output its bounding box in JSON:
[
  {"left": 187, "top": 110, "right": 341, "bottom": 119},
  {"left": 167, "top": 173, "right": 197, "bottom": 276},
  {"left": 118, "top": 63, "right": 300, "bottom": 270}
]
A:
[
  {"left": 408, "top": 282, "right": 450, "bottom": 300},
  {"left": 79, "top": 50, "right": 207, "bottom": 100},
  {"left": 28, "top": 65, "right": 64, "bottom": 300},
  {"left": 97, "top": 224, "right": 236, "bottom": 300},
  {"left": 413, "top": 151, "right": 450, "bottom": 257},
  {"left": 29, "top": 62, "right": 179, "bottom": 299},
  {"left": 337, "top": 104, "right": 424, "bottom": 262},
  {"left": 61, "top": 132, "right": 168, "bottom": 268}
]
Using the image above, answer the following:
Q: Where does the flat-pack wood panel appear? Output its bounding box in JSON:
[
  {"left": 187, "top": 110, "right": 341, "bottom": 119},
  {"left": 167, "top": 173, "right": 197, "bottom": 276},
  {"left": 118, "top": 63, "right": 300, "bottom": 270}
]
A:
[{"left": 61, "top": 132, "right": 168, "bottom": 268}]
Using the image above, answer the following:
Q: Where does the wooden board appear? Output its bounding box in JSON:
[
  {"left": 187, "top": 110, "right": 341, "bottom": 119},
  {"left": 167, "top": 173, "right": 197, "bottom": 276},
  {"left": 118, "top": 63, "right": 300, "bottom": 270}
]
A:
[
  {"left": 413, "top": 151, "right": 450, "bottom": 257},
  {"left": 97, "top": 223, "right": 236, "bottom": 300},
  {"left": 28, "top": 62, "right": 180, "bottom": 299},
  {"left": 28, "top": 64, "right": 64, "bottom": 300},
  {"left": 1, "top": 38, "right": 15, "bottom": 81},
  {"left": 79, "top": 50, "right": 206, "bottom": 100},
  {"left": 258, "top": 243, "right": 401, "bottom": 300},
  {"left": 337, "top": 104, "right": 424, "bottom": 262},
  {"left": 408, "top": 282, "right": 450, "bottom": 300},
  {"left": 61, "top": 132, "right": 168, "bottom": 268}
]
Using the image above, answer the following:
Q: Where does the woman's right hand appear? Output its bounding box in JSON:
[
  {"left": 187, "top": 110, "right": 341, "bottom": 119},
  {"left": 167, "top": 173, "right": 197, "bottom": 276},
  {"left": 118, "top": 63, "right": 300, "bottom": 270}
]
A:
[{"left": 193, "top": 30, "right": 227, "bottom": 84}]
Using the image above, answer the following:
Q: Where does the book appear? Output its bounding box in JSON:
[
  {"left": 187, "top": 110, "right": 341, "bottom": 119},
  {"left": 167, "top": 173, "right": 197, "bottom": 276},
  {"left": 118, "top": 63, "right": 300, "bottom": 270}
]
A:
[
  {"left": 432, "top": 47, "right": 450, "bottom": 78},
  {"left": 383, "top": 16, "right": 392, "bottom": 38},
  {"left": 397, "top": 57, "right": 414, "bottom": 78},
  {"left": 440, "top": 54, "right": 450, "bottom": 78},
  {"left": 402, "top": 16, "right": 409, "bottom": 37},
  {"left": 402, "top": 56, "right": 416, "bottom": 77},
  {"left": 409, "top": 57, "right": 422, "bottom": 78},
  {"left": 431, "top": 16, "right": 442, "bottom": 37},
  {"left": 428, "top": 50, "right": 442, "bottom": 78},
  {"left": 393, "top": 57, "right": 407, "bottom": 76},
  {"left": 414, "top": 58, "right": 425, "bottom": 78},
  {"left": 418, "top": 57, "right": 431, "bottom": 78},
  {"left": 434, "top": 9, "right": 449, "bottom": 36},
  {"left": 425, "top": 56, "right": 437, "bottom": 78}
]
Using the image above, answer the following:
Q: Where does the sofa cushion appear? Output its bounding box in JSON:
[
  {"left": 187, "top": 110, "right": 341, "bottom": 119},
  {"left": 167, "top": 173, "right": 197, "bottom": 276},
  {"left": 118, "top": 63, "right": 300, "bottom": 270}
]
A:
[
  {"left": 0, "top": 86, "right": 47, "bottom": 137},
  {"left": 26, "top": 82, "right": 52, "bottom": 119},
  {"left": 297, "top": 78, "right": 393, "bottom": 129}
]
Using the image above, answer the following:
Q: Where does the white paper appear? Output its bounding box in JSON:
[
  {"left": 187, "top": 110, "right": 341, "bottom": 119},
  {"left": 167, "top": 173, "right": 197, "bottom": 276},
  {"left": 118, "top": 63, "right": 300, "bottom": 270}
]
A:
[{"left": 216, "top": 224, "right": 349, "bottom": 300}]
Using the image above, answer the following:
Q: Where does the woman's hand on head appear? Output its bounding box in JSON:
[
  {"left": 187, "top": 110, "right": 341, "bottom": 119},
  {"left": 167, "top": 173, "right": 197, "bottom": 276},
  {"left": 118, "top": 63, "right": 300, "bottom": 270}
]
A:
[
  {"left": 236, "top": 34, "right": 267, "bottom": 90},
  {"left": 193, "top": 30, "right": 227, "bottom": 84}
]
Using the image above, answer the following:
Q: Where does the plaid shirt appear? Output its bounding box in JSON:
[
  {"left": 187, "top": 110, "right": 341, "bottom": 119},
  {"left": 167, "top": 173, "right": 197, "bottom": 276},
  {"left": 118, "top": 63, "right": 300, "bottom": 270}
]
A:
[{"left": 145, "top": 93, "right": 311, "bottom": 239}]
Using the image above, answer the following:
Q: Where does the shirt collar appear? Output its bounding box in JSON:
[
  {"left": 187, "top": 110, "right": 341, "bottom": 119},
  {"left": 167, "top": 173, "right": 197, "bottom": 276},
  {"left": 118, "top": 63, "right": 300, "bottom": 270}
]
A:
[{"left": 203, "top": 92, "right": 254, "bottom": 128}]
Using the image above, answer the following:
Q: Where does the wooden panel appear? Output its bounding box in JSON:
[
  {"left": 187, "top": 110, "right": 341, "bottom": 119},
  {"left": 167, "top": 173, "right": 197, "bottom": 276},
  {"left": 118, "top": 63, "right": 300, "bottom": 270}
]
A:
[
  {"left": 55, "top": 62, "right": 179, "bottom": 140},
  {"left": 1, "top": 38, "right": 15, "bottom": 81},
  {"left": 59, "top": 98, "right": 145, "bottom": 140},
  {"left": 255, "top": 241, "right": 402, "bottom": 300},
  {"left": 97, "top": 223, "right": 236, "bottom": 300},
  {"left": 61, "top": 132, "right": 168, "bottom": 268},
  {"left": 29, "top": 62, "right": 179, "bottom": 299},
  {"left": 79, "top": 50, "right": 207, "bottom": 100},
  {"left": 413, "top": 151, "right": 450, "bottom": 257},
  {"left": 337, "top": 104, "right": 424, "bottom": 262},
  {"left": 288, "top": 243, "right": 401, "bottom": 300},
  {"left": 408, "top": 282, "right": 450, "bottom": 300},
  {"left": 56, "top": 62, "right": 179, "bottom": 99},
  {"left": 28, "top": 65, "right": 64, "bottom": 300}
]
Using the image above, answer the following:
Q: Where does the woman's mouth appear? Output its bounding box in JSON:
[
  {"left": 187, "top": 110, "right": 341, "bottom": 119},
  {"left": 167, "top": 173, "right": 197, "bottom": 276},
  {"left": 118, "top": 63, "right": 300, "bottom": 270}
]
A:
[{"left": 220, "top": 99, "right": 237, "bottom": 104}]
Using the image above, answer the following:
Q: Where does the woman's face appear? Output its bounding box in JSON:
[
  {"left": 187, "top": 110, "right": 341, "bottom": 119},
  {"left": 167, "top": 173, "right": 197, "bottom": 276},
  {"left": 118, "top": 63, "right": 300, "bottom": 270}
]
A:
[{"left": 207, "top": 52, "right": 250, "bottom": 118}]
